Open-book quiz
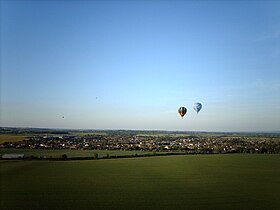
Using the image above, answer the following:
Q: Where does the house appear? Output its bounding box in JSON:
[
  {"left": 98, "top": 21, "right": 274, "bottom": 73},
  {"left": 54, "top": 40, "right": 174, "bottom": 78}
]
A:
[{"left": 2, "top": 154, "right": 25, "bottom": 159}]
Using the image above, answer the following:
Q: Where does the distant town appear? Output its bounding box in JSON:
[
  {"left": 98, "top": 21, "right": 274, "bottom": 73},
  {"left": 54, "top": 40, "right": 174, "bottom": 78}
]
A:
[{"left": 1, "top": 127, "right": 280, "bottom": 154}]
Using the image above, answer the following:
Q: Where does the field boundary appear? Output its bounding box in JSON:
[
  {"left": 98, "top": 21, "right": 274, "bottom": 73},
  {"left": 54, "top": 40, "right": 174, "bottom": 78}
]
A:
[{"left": 0, "top": 151, "right": 225, "bottom": 161}]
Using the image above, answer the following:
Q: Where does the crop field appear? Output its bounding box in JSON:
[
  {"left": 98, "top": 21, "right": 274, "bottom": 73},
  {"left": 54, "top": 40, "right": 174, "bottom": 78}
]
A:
[
  {"left": 0, "top": 134, "right": 31, "bottom": 144},
  {"left": 1, "top": 154, "right": 280, "bottom": 210}
]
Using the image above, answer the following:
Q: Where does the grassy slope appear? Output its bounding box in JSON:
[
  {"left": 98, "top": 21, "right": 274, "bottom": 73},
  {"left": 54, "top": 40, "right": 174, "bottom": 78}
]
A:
[{"left": 1, "top": 154, "right": 280, "bottom": 210}]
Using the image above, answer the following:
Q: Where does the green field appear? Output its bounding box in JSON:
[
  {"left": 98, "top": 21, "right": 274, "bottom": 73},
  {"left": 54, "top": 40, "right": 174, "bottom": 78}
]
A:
[{"left": 1, "top": 154, "right": 280, "bottom": 210}]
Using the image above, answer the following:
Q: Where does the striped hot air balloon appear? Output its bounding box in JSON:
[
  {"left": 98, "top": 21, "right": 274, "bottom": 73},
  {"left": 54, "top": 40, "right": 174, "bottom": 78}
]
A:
[{"left": 178, "top": 107, "right": 187, "bottom": 118}]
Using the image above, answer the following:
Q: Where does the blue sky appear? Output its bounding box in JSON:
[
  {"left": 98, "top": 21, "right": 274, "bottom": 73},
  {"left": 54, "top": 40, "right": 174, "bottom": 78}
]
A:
[{"left": 1, "top": 0, "right": 280, "bottom": 131}]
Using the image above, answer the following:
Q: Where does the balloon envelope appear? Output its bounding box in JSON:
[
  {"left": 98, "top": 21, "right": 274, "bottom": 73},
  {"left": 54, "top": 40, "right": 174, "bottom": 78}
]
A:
[
  {"left": 178, "top": 107, "right": 187, "bottom": 118},
  {"left": 193, "top": 103, "right": 202, "bottom": 114}
]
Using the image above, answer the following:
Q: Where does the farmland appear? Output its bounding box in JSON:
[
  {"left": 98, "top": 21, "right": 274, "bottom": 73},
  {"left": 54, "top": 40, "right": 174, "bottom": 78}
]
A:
[
  {"left": 1, "top": 154, "right": 280, "bottom": 210},
  {"left": 0, "top": 134, "right": 30, "bottom": 144}
]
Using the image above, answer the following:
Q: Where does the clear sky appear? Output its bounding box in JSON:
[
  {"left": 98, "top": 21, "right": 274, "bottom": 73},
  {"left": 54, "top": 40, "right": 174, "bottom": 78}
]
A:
[{"left": 1, "top": 0, "right": 280, "bottom": 132}]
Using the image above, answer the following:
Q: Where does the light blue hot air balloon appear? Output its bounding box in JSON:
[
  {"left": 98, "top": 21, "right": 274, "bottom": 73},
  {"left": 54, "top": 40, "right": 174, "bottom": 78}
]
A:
[{"left": 193, "top": 103, "right": 202, "bottom": 114}]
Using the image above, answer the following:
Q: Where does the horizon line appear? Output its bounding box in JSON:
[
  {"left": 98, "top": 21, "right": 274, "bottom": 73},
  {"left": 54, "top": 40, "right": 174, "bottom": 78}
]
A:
[{"left": 1, "top": 126, "right": 280, "bottom": 134}]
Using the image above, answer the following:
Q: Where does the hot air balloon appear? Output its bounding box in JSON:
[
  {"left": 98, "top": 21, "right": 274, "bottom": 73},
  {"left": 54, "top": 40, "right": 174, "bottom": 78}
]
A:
[
  {"left": 178, "top": 107, "right": 187, "bottom": 118},
  {"left": 193, "top": 103, "right": 202, "bottom": 114}
]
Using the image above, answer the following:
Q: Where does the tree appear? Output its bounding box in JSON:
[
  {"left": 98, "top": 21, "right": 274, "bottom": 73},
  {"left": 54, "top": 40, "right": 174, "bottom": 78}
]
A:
[{"left": 62, "top": 154, "right": 67, "bottom": 160}]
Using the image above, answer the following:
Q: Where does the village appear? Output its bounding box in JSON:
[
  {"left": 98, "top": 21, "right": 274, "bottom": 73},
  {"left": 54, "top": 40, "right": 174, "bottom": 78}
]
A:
[{"left": 1, "top": 133, "right": 280, "bottom": 154}]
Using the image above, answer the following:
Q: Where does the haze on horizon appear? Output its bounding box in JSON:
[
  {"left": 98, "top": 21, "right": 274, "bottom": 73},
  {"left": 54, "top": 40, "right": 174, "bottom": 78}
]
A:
[{"left": 0, "top": 0, "right": 280, "bottom": 132}]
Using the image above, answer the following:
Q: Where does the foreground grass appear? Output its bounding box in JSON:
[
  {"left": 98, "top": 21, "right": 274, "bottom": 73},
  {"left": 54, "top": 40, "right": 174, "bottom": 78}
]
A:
[{"left": 1, "top": 154, "right": 280, "bottom": 210}]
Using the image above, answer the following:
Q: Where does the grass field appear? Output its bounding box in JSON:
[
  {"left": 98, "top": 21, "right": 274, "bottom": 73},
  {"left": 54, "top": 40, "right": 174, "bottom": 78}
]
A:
[{"left": 1, "top": 154, "right": 280, "bottom": 210}]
